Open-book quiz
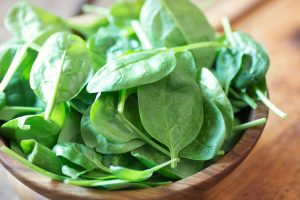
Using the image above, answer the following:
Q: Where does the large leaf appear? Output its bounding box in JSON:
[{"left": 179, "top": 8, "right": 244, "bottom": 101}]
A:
[
  {"left": 140, "top": 0, "right": 216, "bottom": 67},
  {"left": 4, "top": 2, "right": 67, "bottom": 44},
  {"left": 30, "top": 32, "right": 94, "bottom": 104},
  {"left": 200, "top": 68, "right": 234, "bottom": 141},
  {"left": 87, "top": 49, "right": 176, "bottom": 93},
  {"left": 180, "top": 97, "right": 226, "bottom": 160},
  {"left": 81, "top": 107, "right": 144, "bottom": 154},
  {"left": 137, "top": 53, "right": 203, "bottom": 162}
]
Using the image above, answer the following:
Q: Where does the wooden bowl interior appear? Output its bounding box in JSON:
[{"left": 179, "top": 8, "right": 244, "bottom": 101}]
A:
[{"left": 0, "top": 102, "right": 268, "bottom": 200}]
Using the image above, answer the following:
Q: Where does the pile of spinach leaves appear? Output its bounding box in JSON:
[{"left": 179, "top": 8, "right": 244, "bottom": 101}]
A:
[{"left": 0, "top": 0, "right": 286, "bottom": 190}]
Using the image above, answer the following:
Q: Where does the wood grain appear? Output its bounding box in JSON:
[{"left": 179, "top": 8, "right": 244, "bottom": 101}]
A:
[{"left": 0, "top": 103, "right": 268, "bottom": 200}]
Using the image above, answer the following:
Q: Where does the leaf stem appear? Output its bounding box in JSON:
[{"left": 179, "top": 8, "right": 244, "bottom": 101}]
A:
[
  {"left": 0, "top": 44, "right": 29, "bottom": 92},
  {"left": 131, "top": 20, "right": 153, "bottom": 50},
  {"left": 44, "top": 51, "right": 66, "bottom": 121},
  {"left": 230, "top": 89, "right": 257, "bottom": 110},
  {"left": 221, "top": 17, "right": 237, "bottom": 47},
  {"left": 122, "top": 117, "right": 170, "bottom": 157},
  {"left": 64, "top": 179, "right": 129, "bottom": 187},
  {"left": 0, "top": 146, "right": 66, "bottom": 181},
  {"left": 173, "top": 41, "right": 227, "bottom": 53},
  {"left": 148, "top": 159, "right": 177, "bottom": 172},
  {"left": 1, "top": 106, "right": 43, "bottom": 113},
  {"left": 234, "top": 118, "right": 267, "bottom": 132},
  {"left": 117, "top": 90, "right": 127, "bottom": 114},
  {"left": 255, "top": 88, "right": 288, "bottom": 119}
]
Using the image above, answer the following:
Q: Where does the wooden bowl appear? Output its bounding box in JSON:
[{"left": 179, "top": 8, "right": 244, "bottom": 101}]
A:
[{"left": 0, "top": 102, "right": 268, "bottom": 200}]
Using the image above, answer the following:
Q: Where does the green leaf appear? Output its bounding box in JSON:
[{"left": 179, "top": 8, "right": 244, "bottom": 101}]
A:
[
  {"left": 180, "top": 97, "right": 226, "bottom": 160},
  {"left": 110, "top": 159, "right": 176, "bottom": 182},
  {"left": 29, "top": 32, "right": 94, "bottom": 119},
  {"left": 57, "top": 109, "right": 82, "bottom": 144},
  {"left": 53, "top": 143, "right": 110, "bottom": 173},
  {"left": 20, "top": 139, "right": 63, "bottom": 175},
  {"left": 132, "top": 145, "right": 204, "bottom": 179},
  {"left": 0, "top": 104, "right": 67, "bottom": 148},
  {"left": 137, "top": 53, "right": 203, "bottom": 164},
  {"left": 0, "top": 106, "right": 43, "bottom": 121},
  {"left": 109, "top": 0, "right": 145, "bottom": 27},
  {"left": 140, "top": 0, "right": 216, "bottom": 67},
  {"left": 4, "top": 1, "right": 68, "bottom": 44},
  {"left": 69, "top": 87, "right": 96, "bottom": 114},
  {"left": 200, "top": 68, "right": 234, "bottom": 141},
  {"left": 62, "top": 165, "right": 89, "bottom": 179},
  {"left": 81, "top": 107, "right": 144, "bottom": 154},
  {"left": 87, "top": 49, "right": 176, "bottom": 93},
  {"left": 87, "top": 25, "right": 141, "bottom": 70}
]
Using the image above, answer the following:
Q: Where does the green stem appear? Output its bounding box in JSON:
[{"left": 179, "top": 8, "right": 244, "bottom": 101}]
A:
[
  {"left": 117, "top": 90, "right": 127, "bottom": 114},
  {"left": 2, "top": 106, "right": 43, "bottom": 113},
  {"left": 0, "top": 146, "right": 66, "bottom": 181},
  {"left": 122, "top": 117, "right": 170, "bottom": 157},
  {"left": 0, "top": 44, "right": 29, "bottom": 92},
  {"left": 149, "top": 159, "right": 177, "bottom": 172},
  {"left": 221, "top": 17, "right": 237, "bottom": 47},
  {"left": 44, "top": 51, "right": 66, "bottom": 121},
  {"left": 82, "top": 5, "right": 110, "bottom": 15},
  {"left": 255, "top": 88, "right": 288, "bottom": 119},
  {"left": 230, "top": 89, "right": 257, "bottom": 110},
  {"left": 64, "top": 179, "right": 129, "bottom": 187},
  {"left": 173, "top": 41, "right": 227, "bottom": 53},
  {"left": 234, "top": 118, "right": 267, "bottom": 132},
  {"left": 131, "top": 20, "right": 153, "bottom": 50}
]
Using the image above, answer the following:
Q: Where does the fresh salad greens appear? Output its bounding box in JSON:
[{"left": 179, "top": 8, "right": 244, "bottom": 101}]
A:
[{"left": 0, "top": 0, "right": 286, "bottom": 190}]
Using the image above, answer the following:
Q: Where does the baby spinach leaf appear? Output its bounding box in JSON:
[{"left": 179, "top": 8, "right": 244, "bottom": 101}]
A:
[
  {"left": 200, "top": 68, "right": 234, "bottom": 141},
  {"left": 110, "top": 159, "right": 176, "bottom": 182},
  {"left": 87, "top": 49, "right": 176, "bottom": 93},
  {"left": 0, "top": 104, "right": 67, "bottom": 148},
  {"left": 87, "top": 25, "right": 141, "bottom": 69},
  {"left": 10, "top": 140, "right": 25, "bottom": 158},
  {"left": 90, "top": 93, "right": 169, "bottom": 156},
  {"left": 69, "top": 87, "right": 96, "bottom": 114},
  {"left": 109, "top": 0, "right": 145, "bottom": 27},
  {"left": 132, "top": 145, "right": 204, "bottom": 179},
  {"left": 53, "top": 143, "right": 110, "bottom": 173},
  {"left": 30, "top": 32, "right": 94, "bottom": 119},
  {"left": 21, "top": 139, "right": 63, "bottom": 175},
  {"left": 179, "top": 97, "right": 226, "bottom": 161},
  {"left": 0, "top": 106, "right": 43, "bottom": 121},
  {"left": 81, "top": 107, "right": 144, "bottom": 154},
  {"left": 137, "top": 53, "right": 203, "bottom": 165},
  {"left": 57, "top": 109, "right": 82, "bottom": 144},
  {"left": 62, "top": 165, "right": 89, "bottom": 179},
  {"left": 102, "top": 153, "right": 145, "bottom": 170},
  {"left": 4, "top": 1, "right": 67, "bottom": 45},
  {"left": 140, "top": 0, "right": 216, "bottom": 67}
]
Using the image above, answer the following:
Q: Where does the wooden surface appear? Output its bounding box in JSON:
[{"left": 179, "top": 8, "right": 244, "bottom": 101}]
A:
[{"left": 0, "top": 0, "right": 300, "bottom": 199}]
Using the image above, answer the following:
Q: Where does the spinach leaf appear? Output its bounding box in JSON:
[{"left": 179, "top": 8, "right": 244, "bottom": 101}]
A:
[
  {"left": 87, "top": 25, "right": 141, "bottom": 69},
  {"left": 4, "top": 1, "right": 67, "bottom": 45},
  {"left": 90, "top": 93, "right": 169, "bottom": 156},
  {"left": 0, "top": 106, "right": 43, "bottom": 121},
  {"left": 137, "top": 53, "right": 203, "bottom": 165},
  {"left": 62, "top": 165, "right": 89, "bottom": 179},
  {"left": 81, "top": 107, "right": 144, "bottom": 154},
  {"left": 57, "top": 109, "right": 82, "bottom": 144},
  {"left": 102, "top": 153, "right": 145, "bottom": 170},
  {"left": 200, "top": 68, "right": 234, "bottom": 141},
  {"left": 110, "top": 159, "right": 176, "bottom": 182},
  {"left": 69, "top": 87, "right": 96, "bottom": 114},
  {"left": 132, "top": 145, "right": 204, "bottom": 179},
  {"left": 87, "top": 49, "right": 176, "bottom": 93},
  {"left": 53, "top": 143, "right": 110, "bottom": 173},
  {"left": 1, "top": 104, "right": 67, "bottom": 148},
  {"left": 140, "top": 0, "right": 216, "bottom": 67},
  {"left": 180, "top": 97, "right": 226, "bottom": 160},
  {"left": 30, "top": 32, "right": 94, "bottom": 119},
  {"left": 21, "top": 139, "right": 63, "bottom": 175}
]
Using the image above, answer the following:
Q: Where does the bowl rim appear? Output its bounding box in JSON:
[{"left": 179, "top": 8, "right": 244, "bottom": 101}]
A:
[{"left": 0, "top": 102, "right": 268, "bottom": 200}]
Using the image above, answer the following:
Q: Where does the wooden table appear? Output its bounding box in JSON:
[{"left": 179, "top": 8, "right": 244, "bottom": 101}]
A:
[{"left": 1, "top": 0, "right": 300, "bottom": 199}]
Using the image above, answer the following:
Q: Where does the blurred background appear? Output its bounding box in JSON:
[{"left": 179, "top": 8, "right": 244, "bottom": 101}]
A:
[{"left": 0, "top": 0, "right": 299, "bottom": 199}]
